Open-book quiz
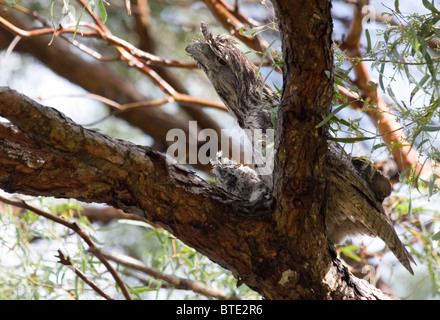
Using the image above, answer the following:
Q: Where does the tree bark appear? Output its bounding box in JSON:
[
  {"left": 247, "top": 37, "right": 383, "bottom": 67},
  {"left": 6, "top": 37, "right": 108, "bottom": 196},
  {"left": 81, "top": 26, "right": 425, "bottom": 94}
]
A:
[{"left": 269, "top": 0, "right": 333, "bottom": 298}]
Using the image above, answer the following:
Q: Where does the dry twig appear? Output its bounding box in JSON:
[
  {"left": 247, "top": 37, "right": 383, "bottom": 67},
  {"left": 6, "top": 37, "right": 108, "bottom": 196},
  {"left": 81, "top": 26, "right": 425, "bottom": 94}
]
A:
[
  {"left": 56, "top": 250, "right": 114, "bottom": 300},
  {"left": 0, "top": 195, "right": 133, "bottom": 300},
  {"left": 340, "top": 0, "right": 432, "bottom": 176},
  {"left": 89, "top": 247, "right": 240, "bottom": 300}
]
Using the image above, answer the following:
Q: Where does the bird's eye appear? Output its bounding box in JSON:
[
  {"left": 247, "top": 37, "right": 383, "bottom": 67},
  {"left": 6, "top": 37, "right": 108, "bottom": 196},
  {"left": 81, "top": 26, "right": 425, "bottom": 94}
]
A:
[{"left": 217, "top": 57, "right": 226, "bottom": 65}]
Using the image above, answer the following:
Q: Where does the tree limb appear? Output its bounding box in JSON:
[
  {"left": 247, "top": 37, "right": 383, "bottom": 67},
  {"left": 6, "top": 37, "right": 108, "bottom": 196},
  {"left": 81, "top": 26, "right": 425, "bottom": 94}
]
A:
[
  {"left": 341, "top": 0, "right": 430, "bottom": 175},
  {"left": 0, "top": 86, "right": 390, "bottom": 299},
  {"left": 0, "top": 86, "right": 272, "bottom": 286},
  {"left": 89, "top": 247, "right": 239, "bottom": 300},
  {"left": 56, "top": 250, "right": 114, "bottom": 300},
  {"left": 0, "top": 194, "right": 131, "bottom": 300}
]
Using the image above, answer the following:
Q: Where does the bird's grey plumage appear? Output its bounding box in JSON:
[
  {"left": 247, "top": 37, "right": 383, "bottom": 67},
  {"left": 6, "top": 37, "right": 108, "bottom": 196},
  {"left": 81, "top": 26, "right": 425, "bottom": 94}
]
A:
[
  {"left": 211, "top": 151, "right": 271, "bottom": 203},
  {"left": 186, "top": 23, "right": 276, "bottom": 189},
  {"left": 186, "top": 23, "right": 415, "bottom": 274}
]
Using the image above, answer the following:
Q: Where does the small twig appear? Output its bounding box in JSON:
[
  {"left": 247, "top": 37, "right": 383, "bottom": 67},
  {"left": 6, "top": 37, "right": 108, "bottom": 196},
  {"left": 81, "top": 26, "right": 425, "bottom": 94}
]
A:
[
  {"left": 0, "top": 195, "right": 133, "bottom": 300},
  {"left": 339, "top": 0, "right": 429, "bottom": 176},
  {"left": 0, "top": 35, "right": 21, "bottom": 68},
  {"left": 202, "top": 0, "right": 270, "bottom": 54},
  {"left": 224, "top": 0, "right": 261, "bottom": 27},
  {"left": 89, "top": 247, "right": 240, "bottom": 300},
  {"left": 0, "top": 16, "right": 226, "bottom": 111},
  {"left": 77, "top": 0, "right": 108, "bottom": 33},
  {"left": 56, "top": 249, "right": 114, "bottom": 300},
  {"left": 81, "top": 97, "right": 175, "bottom": 126}
]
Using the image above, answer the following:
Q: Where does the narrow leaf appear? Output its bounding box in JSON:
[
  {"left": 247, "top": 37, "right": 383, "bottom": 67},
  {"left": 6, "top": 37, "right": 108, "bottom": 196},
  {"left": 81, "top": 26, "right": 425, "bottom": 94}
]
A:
[
  {"left": 378, "top": 62, "right": 385, "bottom": 92},
  {"left": 422, "top": 0, "right": 439, "bottom": 14},
  {"left": 98, "top": 0, "right": 107, "bottom": 23},
  {"left": 428, "top": 172, "right": 437, "bottom": 198},
  {"left": 316, "top": 102, "right": 350, "bottom": 128},
  {"left": 410, "top": 73, "right": 429, "bottom": 103},
  {"left": 394, "top": 0, "right": 401, "bottom": 14},
  {"left": 420, "top": 125, "right": 440, "bottom": 132},
  {"left": 243, "top": 24, "right": 268, "bottom": 37},
  {"left": 328, "top": 136, "right": 376, "bottom": 143},
  {"left": 256, "top": 37, "right": 278, "bottom": 79},
  {"left": 365, "top": 29, "right": 372, "bottom": 52},
  {"left": 339, "top": 245, "right": 361, "bottom": 261}
]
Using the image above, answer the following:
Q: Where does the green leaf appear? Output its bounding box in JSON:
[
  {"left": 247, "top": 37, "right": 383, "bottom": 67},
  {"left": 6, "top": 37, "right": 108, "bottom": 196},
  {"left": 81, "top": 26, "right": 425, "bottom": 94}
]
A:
[
  {"left": 410, "top": 73, "right": 430, "bottom": 102},
  {"left": 72, "top": 7, "right": 85, "bottom": 41},
  {"left": 243, "top": 24, "right": 269, "bottom": 37},
  {"left": 256, "top": 37, "right": 278, "bottom": 79},
  {"left": 328, "top": 136, "right": 376, "bottom": 143},
  {"left": 339, "top": 244, "right": 361, "bottom": 261},
  {"left": 315, "top": 102, "right": 350, "bottom": 128},
  {"left": 371, "top": 142, "right": 387, "bottom": 151},
  {"left": 367, "top": 81, "right": 377, "bottom": 95},
  {"left": 394, "top": 0, "right": 401, "bottom": 14},
  {"left": 420, "top": 125, "right": 440, "bottom": 132},
  {"left": 428, "top": 172, "right": 437, "bottom": 198},
  {"left": 399, "top": 168, "right": 410, "bottom": 183},
  {"left": 386, "top": 86, "right": 403, "bottom": 112},
  {"left": 378, "top": 62, "right": 385, "bottom": 92},
  {"left": 98, "top": 0, "right": 107, "bottom": 23},
  {"left": 270, "top": 105, "right": 279, "bottom": 127},
  {"left": 259, "top": 67, "right": 274, "bottom": 99},
  {"left": 50, "top": 0, "right": 55, "bottom": 23},
  {"left": 365, "top": 29, "right": 372, "bottom": 52},
  {"left": 433, "top": 231, "right": 440, "bottom": 241},
  {"left": 181, "top": 256, "right": 194, "bottom": 269},
  {"left": 422, "top": 0, "right": 439, "bottom": 14}
]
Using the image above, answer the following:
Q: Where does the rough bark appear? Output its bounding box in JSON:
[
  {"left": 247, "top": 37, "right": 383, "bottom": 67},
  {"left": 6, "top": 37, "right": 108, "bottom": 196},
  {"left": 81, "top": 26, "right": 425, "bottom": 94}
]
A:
[{"left": 268, "top": 0, "right": 335, "bottom": 298}]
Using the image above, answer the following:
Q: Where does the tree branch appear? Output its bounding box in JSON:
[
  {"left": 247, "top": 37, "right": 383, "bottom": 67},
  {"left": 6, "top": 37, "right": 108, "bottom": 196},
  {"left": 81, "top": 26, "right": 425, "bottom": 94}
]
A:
[
  {"left": 89, "top": 247, "right": 239, "bottom": 300},
  {"left": 270, "top": 0, "right": 334, "bottom": 298},
  {"left": 0, "top": 87, "right": 276, "bottom": 292},
  {"left": 340, "top": 0, "right": 431, "bottom": 175},
  {"left": 0, "top": 4, "right": 228, "bottom": 173},
  {"left": 202, "top": 0, "right": 270, "bottom": 54},
  {"left": 0, "top": 194, "right": 131, "bottom": 300},
  {"left": 56, "top": 250, "right": 114, "bottom": 300}
]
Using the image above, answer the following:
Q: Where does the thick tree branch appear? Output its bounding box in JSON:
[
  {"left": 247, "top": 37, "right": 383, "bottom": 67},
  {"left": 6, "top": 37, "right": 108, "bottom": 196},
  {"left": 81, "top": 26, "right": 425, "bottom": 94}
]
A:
[
  {"left": 0, "top": 87, "right": 388, "bottom": 299},
  {"left": 0, "top": 87, "right": 274, "bottom": 290},
  {"left": 0, "top": 6, "right": 228, "bottom": 172}
]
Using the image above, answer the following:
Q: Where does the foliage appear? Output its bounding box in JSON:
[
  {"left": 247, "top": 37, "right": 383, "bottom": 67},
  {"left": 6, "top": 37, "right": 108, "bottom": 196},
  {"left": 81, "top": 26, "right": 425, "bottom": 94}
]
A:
[
  {"left": 0, "top": 199, "right": 257, "bottom": 299},
  {"left": 329, "top": 1, "right": 440, "bottom": 298},
  {"left": 0, "top": 0, "right": 440, "bottom": 299}
]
